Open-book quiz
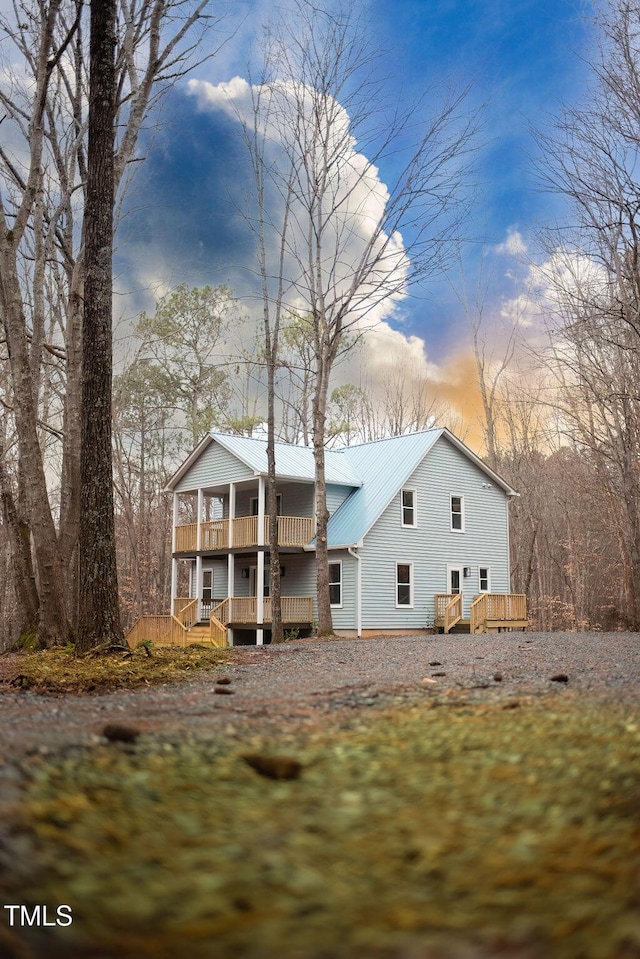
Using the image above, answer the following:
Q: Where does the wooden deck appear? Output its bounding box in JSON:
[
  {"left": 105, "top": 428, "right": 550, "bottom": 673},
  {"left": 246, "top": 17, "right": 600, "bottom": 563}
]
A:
[
  {"left": 434, "top": 593, "right": 527, "bottom": 634},
  {"left": 126, "top": 596, "right": 314, "bottom": 648}
]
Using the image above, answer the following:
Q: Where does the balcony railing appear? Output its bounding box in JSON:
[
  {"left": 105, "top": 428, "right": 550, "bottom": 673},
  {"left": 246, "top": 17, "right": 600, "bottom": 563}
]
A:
[
  {"left": 174, "top": 515, "right": 314, "bottom": 552},
  {"left": 212, "top": 596, "right": 313, "bottom": 625}
]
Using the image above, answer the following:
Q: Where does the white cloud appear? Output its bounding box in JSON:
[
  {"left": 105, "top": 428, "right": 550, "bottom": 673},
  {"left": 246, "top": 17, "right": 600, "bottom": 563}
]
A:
[
  {"left": 188, "top": 76, "right": 409, "bottom": 333},
  {"left": 495, "top": 228, "right": 527, "bottom": 257}
]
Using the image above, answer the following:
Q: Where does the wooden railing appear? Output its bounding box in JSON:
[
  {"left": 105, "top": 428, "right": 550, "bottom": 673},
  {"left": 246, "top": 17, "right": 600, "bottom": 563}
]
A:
[
  {"left": 126, "top": 615, "right": 174, "bottom": 647},
  {"left": 201, "top": 520, "right": 228, "bottom": 550},
  {"left": 175, "top": 523, "right": 197, "bottom": 551},
  {"left": 274, "top": 516, "right": 314, "bottom": 546},
  {"left": 176, "top": 598, "right": 199, "bottom": 629},
  {"left": 444, "top": 593, "right": 462, "bottom": 633},
  {"left": 434, "top": 594, "right": 456, "bottom": 625},
  {"left": 174, "top": 515, "right": 314, "bottom": 552},
  {"left": 126, "top": 615, "right": 190, "bottom": 648},
  {"left": 209, "top": 613, "right": 227, "bottom": 647},
  {"left": 266, "top": 596, "right": 314, "bottom": 623},
  {"left": 470, "top": 593, "right": 527, "bottom": 633},
  {"left": 211, "top": 596, "right": 314, "bottom": 625}
]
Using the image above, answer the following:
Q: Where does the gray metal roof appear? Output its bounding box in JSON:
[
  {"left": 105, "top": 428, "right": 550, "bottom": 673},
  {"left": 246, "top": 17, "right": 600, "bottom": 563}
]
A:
[
  {"left": 325, "top": 430, "right": 444, "bottom": 546},
  {"left": 212, "top": 432, "right": 362, "bottom": 486}
]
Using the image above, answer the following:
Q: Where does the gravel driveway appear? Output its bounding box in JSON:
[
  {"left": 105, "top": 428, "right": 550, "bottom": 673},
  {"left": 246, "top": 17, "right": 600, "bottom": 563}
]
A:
[{"left": 1, "top": 631, "right": 638, "bottom": 761}]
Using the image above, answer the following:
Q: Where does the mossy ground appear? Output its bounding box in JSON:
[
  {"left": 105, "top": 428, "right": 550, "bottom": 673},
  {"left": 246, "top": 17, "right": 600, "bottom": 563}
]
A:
[
  {"left": 0, "top": 646, "right": 232, "bottom": 694},
  {"left": 2, "top": 695, "right": 639, "bottom": 958}
]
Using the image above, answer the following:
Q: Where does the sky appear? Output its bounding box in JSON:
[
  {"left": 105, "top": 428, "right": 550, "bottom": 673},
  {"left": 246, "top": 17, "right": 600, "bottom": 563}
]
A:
[{"left": 115, "top": 0, "right": 597, "bottom": 434}]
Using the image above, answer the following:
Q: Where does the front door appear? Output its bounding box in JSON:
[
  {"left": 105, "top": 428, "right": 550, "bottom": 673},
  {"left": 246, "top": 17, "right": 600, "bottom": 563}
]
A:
[
  {"left": 447, "top": 565, "right": 463, "bottom": 595},
  {"left": 249, "top": 565, "right": 270, "bottom": 597}
]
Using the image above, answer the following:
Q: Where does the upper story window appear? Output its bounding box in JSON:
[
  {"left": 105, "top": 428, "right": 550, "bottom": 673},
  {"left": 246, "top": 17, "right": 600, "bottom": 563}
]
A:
[
  {"left": 401, "top": 489, "right": 417, "bottom": 527},
  {"left": 450, "top": 495, "right": 464, "bottom": 532},
  {"left": 479, "top": 566, "right": 490, "bottom": 592},
  {"left": 329, "top": 561, "right": 342, "bottom": 607}
]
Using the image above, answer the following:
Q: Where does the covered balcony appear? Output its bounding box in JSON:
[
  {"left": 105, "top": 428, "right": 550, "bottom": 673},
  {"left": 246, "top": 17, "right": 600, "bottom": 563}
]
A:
[{"left": 174, "top": 515, "right": 315, "bottom": 552}]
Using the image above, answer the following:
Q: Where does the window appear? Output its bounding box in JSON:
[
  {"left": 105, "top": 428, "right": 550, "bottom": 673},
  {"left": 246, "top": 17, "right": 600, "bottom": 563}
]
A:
[
  {"left": 450, "top": 495, "right": 464, "bottom": 532},
  {"left": 251, "top": 493, "right": 282, "bottom": 516},
  {"left": 329, "top": 561, "right": 342, "bottom": 607},
  {"left": 401, "top": 488, "right": 417, "bottom": 527},
  {"left": 396, "top": 563, "right": 413, "bottom": 607},
  {"left": 202, "top": 570, "right": 213, "bottom": 602},
  {"left": 479, "top": 567, "right": 490, "bottom": 592}
]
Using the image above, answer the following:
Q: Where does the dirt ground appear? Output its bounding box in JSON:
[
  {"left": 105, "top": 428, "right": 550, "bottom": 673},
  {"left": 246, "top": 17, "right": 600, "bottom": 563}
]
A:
[{"left": 0, "top": 632, "right": 639, "bottom": 959}]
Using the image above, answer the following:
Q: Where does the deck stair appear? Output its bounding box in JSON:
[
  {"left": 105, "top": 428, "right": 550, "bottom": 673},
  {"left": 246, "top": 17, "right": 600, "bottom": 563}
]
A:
[
  {"left": 447, "top": 619, "right": 471, "bottom": 634},
  {"left": 434, "top": 593, "right": 527, "bottom": 634}
]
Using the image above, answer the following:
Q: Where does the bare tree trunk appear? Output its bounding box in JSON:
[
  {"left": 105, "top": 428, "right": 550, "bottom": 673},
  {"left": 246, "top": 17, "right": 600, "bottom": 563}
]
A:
[
  {"left": 0, "top": 259, "right": 72, "bottom": 647},
  {"left": 0, "top": 442, "right": 39, "bottom": 638},
  {"left": 313, "top": 356, "right": 333, "bottom": 634},
  {"left": 77, "top": 0, "right": 123, "bottom": 652}
]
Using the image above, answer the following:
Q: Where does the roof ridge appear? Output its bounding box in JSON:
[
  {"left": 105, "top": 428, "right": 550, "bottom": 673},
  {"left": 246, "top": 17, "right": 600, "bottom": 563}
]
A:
[{"left": 338, "top": 427, "right": 441, "bottom": 451}]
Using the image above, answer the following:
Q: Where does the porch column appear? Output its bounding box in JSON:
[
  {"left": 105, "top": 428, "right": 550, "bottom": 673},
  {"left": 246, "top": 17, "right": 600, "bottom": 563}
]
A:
[
  {"left": 227, "top": 552, "right": 234, "bottom": 623},
  {"left": 171, "top": 493, "right": 179, "bottom": 616},
  {"left": 171, "top": 493, "right": 179, "bottom": 553},
  {"left": 196, "top": 554, "right": 202, "bottom": 622},
  {"left": 256, "top": 548, "right": 264, "bottom": 645},
  {"left": 171, "top": 558, "right": 178, "bottom": 616},
  {"left": 257, "top": 475, "right": 265, "bottom": 546},
  {"left": 197, "top": 488, "right": 204, "bottom": 551},
  {"left": 228, "top": 482, "right": 235, "bottom": 548}
]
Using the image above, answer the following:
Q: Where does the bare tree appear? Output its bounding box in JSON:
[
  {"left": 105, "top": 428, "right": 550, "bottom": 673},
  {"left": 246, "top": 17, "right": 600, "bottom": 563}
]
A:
[
  {"left": 536, "top": 0, "right": 640, "bottom": 627},
  {"left": 76, "top": 0, "right": 123, "bottom": 651},
  {"left": 238, "top": 0, "right": 479, "bottom": 633},
  {"left": 0, "top": 0, "right": 220, "bottom": 646}
]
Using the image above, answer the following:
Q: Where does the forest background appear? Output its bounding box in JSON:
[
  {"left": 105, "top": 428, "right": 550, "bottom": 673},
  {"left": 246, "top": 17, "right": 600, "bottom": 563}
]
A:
[{"left": 2, "top": 0, "right": 640, "bottom": 646}]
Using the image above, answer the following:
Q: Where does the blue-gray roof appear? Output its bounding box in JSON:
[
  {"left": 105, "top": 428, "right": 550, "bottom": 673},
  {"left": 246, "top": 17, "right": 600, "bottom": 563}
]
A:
[
  {"left": 325, "top": 430, "right": 444, "bottom": 546},
  {"left": 211, "top": 432, "right": 362, "bottom": 486}
]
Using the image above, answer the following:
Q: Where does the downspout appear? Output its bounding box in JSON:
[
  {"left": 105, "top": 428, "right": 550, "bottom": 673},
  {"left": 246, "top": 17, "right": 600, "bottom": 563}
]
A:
[{"left": 347, "top": 546, "right": 362, "bottom": 638}]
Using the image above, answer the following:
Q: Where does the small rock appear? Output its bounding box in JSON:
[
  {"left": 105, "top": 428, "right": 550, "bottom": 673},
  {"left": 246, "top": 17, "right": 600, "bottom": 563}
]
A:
[
  {"left": 102, "top": 723, "right": 139, "bottom": 744},
  {"left": 215, "top": 676, "right": 232, "bottom": 685},
  {"left": 214, "top": 686, "right": 235, "bottom": 695},
  {"left": 429, "top": 662, "right": 442, "bottom": 667},
  {"left": 503, "top": 701, "right": 520, "bottom": 709},
  {"left": 432, "top": 672, "right": 447, "bottom": 677},
  {"left": 494, "top": 673, "right": 503, "bottom": 682},
  {"left": 550, "top": 674, "right": 569, "bottom": 683},
  {"left": 242, "top": 754, "right": 302, "bottom": 780}
]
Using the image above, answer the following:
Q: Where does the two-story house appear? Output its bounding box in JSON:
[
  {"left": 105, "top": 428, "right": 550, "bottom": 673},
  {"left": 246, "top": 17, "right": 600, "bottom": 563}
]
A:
[{"left": 128, "top": 428, "right": 526, "bottom": 647}]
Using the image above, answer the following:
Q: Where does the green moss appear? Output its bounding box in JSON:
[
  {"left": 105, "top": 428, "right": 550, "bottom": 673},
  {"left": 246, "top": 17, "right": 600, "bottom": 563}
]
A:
[
  {"left": 2, "top": 645, "right": 232, "bottom": 693},
  {"left": 3, "top": 696, "right": 639, "bottom": 958}
]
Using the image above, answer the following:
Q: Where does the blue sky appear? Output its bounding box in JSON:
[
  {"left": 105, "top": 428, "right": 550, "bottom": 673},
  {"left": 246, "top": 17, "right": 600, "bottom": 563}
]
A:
[{"left": 119, "top": 0, "right": 595, "bottom": 366}]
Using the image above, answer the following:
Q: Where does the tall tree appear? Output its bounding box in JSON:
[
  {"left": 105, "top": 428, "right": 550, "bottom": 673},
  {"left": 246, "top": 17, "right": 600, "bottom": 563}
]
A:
[
  {"left": 236, "top": 0, "right": 479, "bottom": 632},
  {"left": 537, "top": 0, "right": 640, "bottom": 627},
  {"left": 0, "top": 0, "right": 218, "bottom": 646},
  {"left": 77, "top": 0, "right": 123, "bottom": 651}
]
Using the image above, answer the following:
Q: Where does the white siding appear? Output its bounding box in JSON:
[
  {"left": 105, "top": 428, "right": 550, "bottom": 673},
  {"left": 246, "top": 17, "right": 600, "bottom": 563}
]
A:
[{"left": 360, "top": 435, "right": 511, "bottom": 629}]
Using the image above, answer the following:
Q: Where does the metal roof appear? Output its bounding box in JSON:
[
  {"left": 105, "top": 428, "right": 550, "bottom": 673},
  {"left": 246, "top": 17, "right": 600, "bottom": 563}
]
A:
[
  {"left": 212, "top": 433, "right": 362, "bottom": 486},
  {"left": 325, "top": 430, "right": 444, "bottom": 547}
]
